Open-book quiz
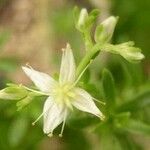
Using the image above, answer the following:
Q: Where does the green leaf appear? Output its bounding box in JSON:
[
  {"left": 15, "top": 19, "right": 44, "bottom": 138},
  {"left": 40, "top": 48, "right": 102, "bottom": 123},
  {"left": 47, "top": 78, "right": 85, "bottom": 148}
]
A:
[
  {"left": 8, "top": 117, "right": 29, "bottom": 147},
  {"left": 74, "top": 8, "right": 99, "bottom": 33},
  {"left": 84, "top": 9, "right": 100, "bottom": 30},
  {"left": 94, "top": 24, "right": 104, "bottom": 43},
  {"left": 124, "top": 119, "right": 150, "bottom": 135},
  {"left": 16, "top": 92, "right": 41, "bottom": 111},
  {"left": 0, "top": 85, "right": 28, "bottom": 100},
  {"left": 102, "top": 69, "right": 116, "bottom": 109},
  {"left": 89, "top": 9, "right": 100, "bottom": 18},
  {"left": 16, "top": 95, "right": 32, "bottom": 111},
  {"left": 114, "top": 112, "right": 131, "bottom": 128},
  {"left": 117, "top": 90, "right": 150, "bottom": 112}
]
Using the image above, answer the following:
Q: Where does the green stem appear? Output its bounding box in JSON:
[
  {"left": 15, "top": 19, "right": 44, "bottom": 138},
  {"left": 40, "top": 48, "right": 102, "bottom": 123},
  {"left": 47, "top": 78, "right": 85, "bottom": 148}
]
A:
[
  {"left": 23, "top": 86, "right": 49, "bottom": 96},
  {"left": 76, "top": 43, "right": 103, "bottom": 78},
  {"left": 83, "top": 30, "right": 93, "bottom": 51}
]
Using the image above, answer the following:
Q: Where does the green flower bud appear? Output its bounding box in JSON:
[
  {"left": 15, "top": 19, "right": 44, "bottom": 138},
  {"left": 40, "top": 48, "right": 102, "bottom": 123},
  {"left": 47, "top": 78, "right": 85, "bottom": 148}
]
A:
[
  {"left": 102, "top": 42, "right": 145, "bottom": 63},
  {"left": 95, "top": 16, "right": 118, "bottom": 43},
  {"left": 118, "top": 42, "right": 145, "bottom": 62},
  {"left": 77, "top": 8, "right": 88, "bottom": 31}
]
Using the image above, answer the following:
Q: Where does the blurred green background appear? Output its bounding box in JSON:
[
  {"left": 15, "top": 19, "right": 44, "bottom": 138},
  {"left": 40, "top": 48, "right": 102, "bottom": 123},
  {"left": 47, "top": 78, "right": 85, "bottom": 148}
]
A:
[{"left": 0, "top": 0, "right": 150, "bottom": 150}]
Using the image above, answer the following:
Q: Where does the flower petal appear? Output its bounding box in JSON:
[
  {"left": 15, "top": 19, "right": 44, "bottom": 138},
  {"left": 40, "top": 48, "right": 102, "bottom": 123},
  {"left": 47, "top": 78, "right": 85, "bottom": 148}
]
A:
[
  {"left": 72, "top": 88, "right": 104, "bottom": 120},
  {"left": 59, "top": 43, "right": 76, "bottom": 84},
  {"left": 22, "top": 66, "right": 57, "bottom": 93},
  {"left": 43, "top": 97, "right": 66, "bottom": 134}
]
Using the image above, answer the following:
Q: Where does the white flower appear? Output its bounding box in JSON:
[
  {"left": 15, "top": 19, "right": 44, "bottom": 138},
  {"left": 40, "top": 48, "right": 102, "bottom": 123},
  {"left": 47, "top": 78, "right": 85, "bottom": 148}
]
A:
[{"left": 22, "top": 44, "right": 105, "bottom": 137}]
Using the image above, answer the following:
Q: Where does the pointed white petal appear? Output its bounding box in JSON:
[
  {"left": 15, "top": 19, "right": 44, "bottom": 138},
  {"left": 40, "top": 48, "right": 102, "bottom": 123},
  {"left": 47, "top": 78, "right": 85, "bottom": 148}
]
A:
[
  {"left": 72, "top": 88, "right": 104, "bottom": 120},
  {"left": 59, "top": 44, "right": 76, "bottom": 84},
  {"left": 43, "top": 97, "right": 67, "bottom": 134},
  {"left": 22, "top": 66, "right": 57, "bottom": 93}
]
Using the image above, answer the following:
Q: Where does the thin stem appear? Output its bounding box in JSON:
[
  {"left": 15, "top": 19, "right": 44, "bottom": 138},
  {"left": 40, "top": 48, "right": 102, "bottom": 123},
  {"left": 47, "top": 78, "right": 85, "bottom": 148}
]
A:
[
  {"left": 73, "top": 60, "right": 93, "bottom": 86},
  {"left": 76, "top": 43, "right": 103, "bottom": 78},
  {"left": 32, "top": 101, "right": 53, "bottom": 126},
  {"left": 92, "top": 97, "right": 106, "bottom": 105},
  {"left": 32, "top": 113, "right": 44, "bottom": 126},
  {"left": 59, "top": 109, "right": 67, "bottom": 137},
  {"left": 23, "top": 86, "right": 50, "bottom": 96},
  {"left": 83, "top": 30, "right": 93, "bottom": 51}
]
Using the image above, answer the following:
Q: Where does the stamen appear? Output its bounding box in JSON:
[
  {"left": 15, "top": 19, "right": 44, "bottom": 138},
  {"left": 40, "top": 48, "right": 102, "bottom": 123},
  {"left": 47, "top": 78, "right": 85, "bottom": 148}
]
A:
[
  {"left": 74, "top": 60, "right": 93, "bottom": 86},
  {"left": 32, "top": 112, "right": 44, "bottom": 126},
  {"left": 25, "top": 63, "right": 33, "bottom": 69},
  {"left": 23, "top": 86, "right": 50, "bottom": 96},
  {"left": 95, "top": 113, "right": 105, "bottom": 121},
  {"left": 92, "top": 98, "right": 106, "bottom": 105},
  {"left": 48, "top": 132, "right": 53, "bottom": 137},
  {"left": 65, "top": 98, "right": 73, "bottom": 110},
  {"left": 59, "top": 110, "right": 67, "bottom": 137},
  {"left": 32, "top": 103, "right": 53, "bottom": 126},
  {"left": 100, "top": 114, "right": 105, "bottom": 121}
]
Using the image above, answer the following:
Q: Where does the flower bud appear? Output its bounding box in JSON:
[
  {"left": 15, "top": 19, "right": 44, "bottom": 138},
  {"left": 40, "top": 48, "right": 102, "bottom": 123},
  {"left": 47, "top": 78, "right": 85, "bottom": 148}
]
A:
[
  {"left": 119, "top": 46, "right": 145, "bottom": 62},
  {"left": 102, "top": 42, "right": 144, "bottom": 62},
  {"left": 77, "top": 8, "right": 88, "bottom": 31},
  {"left": 95, "top": 16, "right": 118, "bottom": 43}
]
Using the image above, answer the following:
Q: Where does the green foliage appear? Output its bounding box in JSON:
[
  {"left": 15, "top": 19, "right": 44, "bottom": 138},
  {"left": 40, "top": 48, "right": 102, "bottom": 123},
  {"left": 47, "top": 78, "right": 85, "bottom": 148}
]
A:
[
  {"left": 102, "top": 69, "right": 116, "bottom": 110},
  {"left": 8, "top": 117, "right": 29, "bottom": 147},
  {"left": 0, "top": 84, "right": 28, "bottom": 100}
]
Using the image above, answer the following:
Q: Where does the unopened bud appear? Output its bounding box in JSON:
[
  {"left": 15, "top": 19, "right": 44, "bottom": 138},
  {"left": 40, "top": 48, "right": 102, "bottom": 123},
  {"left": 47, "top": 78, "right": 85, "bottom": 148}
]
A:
[
  {"left": 77, "top": 8, "right": 88, "bottom": 31},
  {"left": 95, "top": 16, "right": 118, "bottom": 43}
]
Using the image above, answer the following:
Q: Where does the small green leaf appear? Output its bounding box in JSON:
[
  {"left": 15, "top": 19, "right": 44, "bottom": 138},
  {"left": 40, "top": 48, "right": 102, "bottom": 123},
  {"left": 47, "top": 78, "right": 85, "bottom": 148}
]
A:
[
  {"left": 89, "top": 9, "right": 100, "bottom": 18},
  {"left": 16, "top": 92, "right": 40, "bottom": 111},
  {"left": 102, "top": 69, "right": 116, "bottom": 109},
  {"left": 117, "top": 90, "right": 150, "bottom": 112},
  {"left": 0, "top": 85, "right": 28, "bottom": 100},
  {"left": 16, "top": 95, "right": 32, "bottom": 111},
  {"left": 74, "top": 8, "right": 100, "bottom": 33},
  {"left": 84, "top": 9, "right": 100, "bottom": 30},
  {"left": 114, "top": 112, "right": 131, "bottom": 128},
  {"left": 124, "top": 119, "right": 150, "bottom": 135}
]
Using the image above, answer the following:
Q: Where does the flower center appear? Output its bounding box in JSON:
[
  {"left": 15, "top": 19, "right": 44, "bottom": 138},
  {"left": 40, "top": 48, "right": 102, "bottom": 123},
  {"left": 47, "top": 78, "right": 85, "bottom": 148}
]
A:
[{"left": 52, "top": 84, "right": 75, "bottom": 107}]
